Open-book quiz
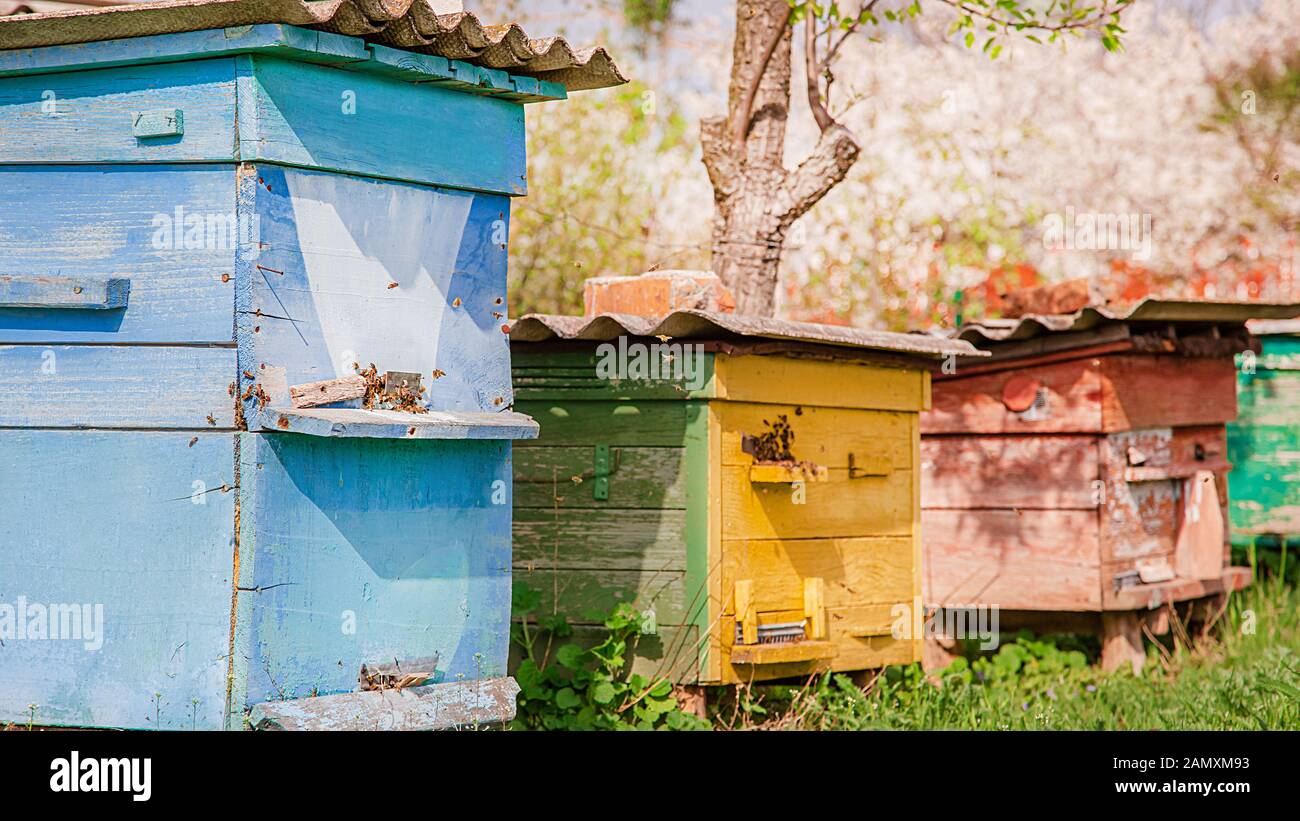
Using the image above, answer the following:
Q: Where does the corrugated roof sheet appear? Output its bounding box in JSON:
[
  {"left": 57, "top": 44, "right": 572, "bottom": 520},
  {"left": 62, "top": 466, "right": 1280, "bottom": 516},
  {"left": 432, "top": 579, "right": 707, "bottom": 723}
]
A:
[
  {"left": 510, "top": 310, "right": 986, "bottom": 360},
  {"left": 0, "top": 0, "right": 627, "bottom": 90},
  {"left": 949, "top": 299, "right": 1300, "bottom": 345}
]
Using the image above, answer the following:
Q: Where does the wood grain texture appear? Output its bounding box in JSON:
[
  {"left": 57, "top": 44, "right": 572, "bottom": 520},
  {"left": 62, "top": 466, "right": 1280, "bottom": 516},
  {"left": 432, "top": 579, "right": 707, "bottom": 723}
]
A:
[
  {"left": 510, "top": 566, "right": 689, "bottom": 626},
  {"left": 0, "top": 345, "right": 236, "bottom": 428},
  {"left": 512, "top": 508, "right": 688, "bottom": 571},
  {"left": 0, "top": 165, "right": 235, "bottom": 344},
  {"left": 922, "top": 508, "right": 1102, "bottom": 611},
  {"left": 513, "top": 446, "right": 688, "bottom": 509},
  {"left": 717, "top": 401, "right": 911, "bottom": 469},
  {"left": 715, "top": 353, "right": 928, "bottom": 411},
  {"left": 248, "top": 676, "right": 519, "bottom": 731},
  {"left": 720, "top": 537, "right": 915, "bottom": 615},
  {"left": 241, "top": 56, "right": 528, "bottom": 194},
  {"left": 235, "top": 434, "right": 513, "bottom": 708},
  {"left": 920, "top": 434, "right": 1100, "bottom": 510},
  {"left": 289, "top": 375, "right": 366, "bottom": 408},
  {"left": 0, "top": 24, "right": 367, "bottom": 78},
  {"left": 1099, "top": 426, "right": 1231, "bottom": 565},
  {"left": 1229, "top": 337, "right": 1300, "bottom": 538},
  {"left": 0, "top": 430, "right": 236, "bottom": 730},
  {"left": 717, "top": 614, "right": 916, "bottom": 684},
  {"left": 511, "top": 348, "right": 717, "bottom": 401},
  {"left": 0, "top": 25, "right": 564, "bottom": 103},
  {"left": 1100, "top": 354, "right": 1238, "bottom": 432},
  {"left": 262, "top": 407, "right": 538, "bottom": 440},
  {"left": 512, "top": 400, "right": 690, "bottom": 447},
  {"left": 0, "top": 275, "right": 129, "bottom": 309},
  {"left": 237, "top": 165, "right": 513, "bottom": 427},
  {"left": 924, "top": 356, "right": 1105, "bottom": 434},
  {"left": 721, "top": 465, "right": 914, "bottom": 540},
  {"left": 0, "top": 58, "right": 238, "bottom": 163}
]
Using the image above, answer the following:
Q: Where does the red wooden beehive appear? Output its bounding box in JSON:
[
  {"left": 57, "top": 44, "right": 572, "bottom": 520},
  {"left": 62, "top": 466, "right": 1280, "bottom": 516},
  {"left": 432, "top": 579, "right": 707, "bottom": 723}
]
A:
[{"left": 920, "top": 291, "right": 1300, "bottom": 671}]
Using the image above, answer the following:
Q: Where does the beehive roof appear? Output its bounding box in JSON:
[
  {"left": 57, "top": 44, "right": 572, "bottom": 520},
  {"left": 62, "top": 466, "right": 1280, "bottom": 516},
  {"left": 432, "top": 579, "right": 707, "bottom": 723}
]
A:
[
  {"left": 0, "top": 0, "right": 627, "bottom": 91},
  {"left": 510, "top": 309, "right": 985, "bottom": 361},
  {"left": 950, "top": 299, "right": 1300, "bottom": 345}
]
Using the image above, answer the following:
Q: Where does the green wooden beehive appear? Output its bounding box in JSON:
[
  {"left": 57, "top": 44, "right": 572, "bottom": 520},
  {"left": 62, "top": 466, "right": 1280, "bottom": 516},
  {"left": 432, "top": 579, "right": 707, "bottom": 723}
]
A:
[
  {"left": 505, "top": 273, "right": 981, "bottom": 686},
  {"left": 1229, "top": 320, "right": 1300, "bottom": 551}
]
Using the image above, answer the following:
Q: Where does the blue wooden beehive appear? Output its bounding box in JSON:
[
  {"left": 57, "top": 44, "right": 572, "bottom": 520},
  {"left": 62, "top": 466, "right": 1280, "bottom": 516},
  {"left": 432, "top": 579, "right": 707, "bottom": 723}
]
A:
[{"left": 0, "top": 2, "right": 623, "bottom": 730}]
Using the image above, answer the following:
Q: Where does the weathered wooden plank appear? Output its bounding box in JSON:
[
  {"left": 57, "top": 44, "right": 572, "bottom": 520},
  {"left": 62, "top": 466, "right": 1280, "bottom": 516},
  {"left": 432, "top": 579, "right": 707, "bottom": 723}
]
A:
[
  {"left": 920, "top": 434, "right": 1100, "bottom": 509},
  {"left": 721, "top": 466, "right": 914, "bottom": 540},
  {"left": 1100, "top": 354, "right": 1238, "bottom": 431},
  {"left": 510, "top": 566, "right": 689, "bottom": 626},
  {"left": 923, "top": 356, "right": 1104, "bottom": 434},
  {"left": 289, "top": 375, "right": 366, "bottom": 408},
  {"left": 0, "top": 24, "right": 368, "bottom": 78},
  {"left": 1234, "top": 365, "right": 1300, "bottom": 426},
  {"left": 235, "top": 434, "right": 513, "bottom": 708},
  {"left": 511, "top": 347, "right": 717, "bottom": 401},
  {"left": 720, "top": 537, "right": 915, "bottom": 613},
  {"left": 0, "top": 345, "right": 236, "bottom": 428},
  {"left": 236, "top": 165, "right": 513, "bottom": 426},
  {"left": 242, "top": 55, "right": 528, "bottom": 194},
  {"left": 0, "top": 58, "right": 238, "bottom": 163},
  {"left": 1099, "top": 427, "right": 1230, "bottom": 563},
  {"left": 715, "top": 353, "right": 929, "bottom": 412},
  {"left": 512, "top": 508, "right": 688, "bottom": 571},
  {"left": 717, "top": 401, "right": 912, "bottom": 469},
  {"left": 513, "top": 446, "right": 687, "bottom": 509},
  {"left": 1228, "top": 419, "right": 1300, "bottom": 535},
  {"left": 0, "top": 431, "right": 236, "bottom": 730},
  {"left": 729, "top": 640, "right": 836, "bottom": 666},
  {"left": 263, "top": 407, "right": 538, "bottom": 440},
  {"left": 1102, "top": 566, "right": 1251, "bottom": 610},
  {"left": 512, "top": 400, "right": 690, "bottom": 447},
  {"left": 0, "top": 275, "right": 129, "bottom": 309},
  {"left": 922, "top": 509, "right": 1102, "bottom": 611},
  {"left": 248, "top": 677, "right": 519, "bottom": 731},
  {"left": 717, "top": 615, "right": 916, "bottom": 683},
  {"left": 0, "top": 165, "right": 236, "bottom": 344}
]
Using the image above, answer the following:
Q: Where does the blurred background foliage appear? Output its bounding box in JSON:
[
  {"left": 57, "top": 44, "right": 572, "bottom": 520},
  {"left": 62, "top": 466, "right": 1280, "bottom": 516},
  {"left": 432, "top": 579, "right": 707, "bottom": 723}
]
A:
[{"left": 480, "top": 0, "right": 1299, "bottom": 330}]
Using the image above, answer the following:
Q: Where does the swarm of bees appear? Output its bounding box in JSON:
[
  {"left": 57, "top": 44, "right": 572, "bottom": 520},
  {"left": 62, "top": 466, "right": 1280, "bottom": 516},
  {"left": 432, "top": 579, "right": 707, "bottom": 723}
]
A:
[{"left": 355, "top": 362, "right": 429, "bottom": 415}]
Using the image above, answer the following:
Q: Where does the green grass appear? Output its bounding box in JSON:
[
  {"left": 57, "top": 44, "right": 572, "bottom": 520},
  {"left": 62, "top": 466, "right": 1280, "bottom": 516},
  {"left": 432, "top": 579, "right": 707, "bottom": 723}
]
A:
[{"left": 720, "top": 579, "right": 1300, "bottom": 730}]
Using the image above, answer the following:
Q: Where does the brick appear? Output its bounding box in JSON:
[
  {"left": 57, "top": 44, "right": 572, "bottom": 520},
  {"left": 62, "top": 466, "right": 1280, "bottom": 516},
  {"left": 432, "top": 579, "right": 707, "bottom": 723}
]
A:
[{"left": 582, "top": 270, "right": 736, "bottom": 318}]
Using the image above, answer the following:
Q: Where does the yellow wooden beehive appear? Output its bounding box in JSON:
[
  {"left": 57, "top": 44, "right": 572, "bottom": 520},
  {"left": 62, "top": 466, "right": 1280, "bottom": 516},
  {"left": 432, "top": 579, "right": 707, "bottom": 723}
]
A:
[{"left": 509, "top": 272, "right": 983, "bottom": 684}]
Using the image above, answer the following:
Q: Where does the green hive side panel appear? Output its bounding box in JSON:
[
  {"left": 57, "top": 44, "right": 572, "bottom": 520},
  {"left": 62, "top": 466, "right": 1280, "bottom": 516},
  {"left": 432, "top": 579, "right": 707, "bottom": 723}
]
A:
[
  {"left": 1230, "top": 337, "right": 1300, "bottom": 542},
  {"left": 510, "top": 350, "right": 709, "bottom": 681}
]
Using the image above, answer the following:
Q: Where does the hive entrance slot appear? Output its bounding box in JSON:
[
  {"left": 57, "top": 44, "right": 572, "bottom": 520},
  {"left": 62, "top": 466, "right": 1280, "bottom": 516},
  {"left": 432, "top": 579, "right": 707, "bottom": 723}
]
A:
[{"left": 734, "top": 620, "right": 807, "bottom": 645}]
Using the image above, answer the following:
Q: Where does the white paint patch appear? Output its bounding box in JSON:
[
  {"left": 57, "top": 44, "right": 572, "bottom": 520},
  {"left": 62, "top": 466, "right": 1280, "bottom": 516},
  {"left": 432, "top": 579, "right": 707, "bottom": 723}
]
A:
[{"left": 284, "top": 172, "right": 473, "bottom": 378}]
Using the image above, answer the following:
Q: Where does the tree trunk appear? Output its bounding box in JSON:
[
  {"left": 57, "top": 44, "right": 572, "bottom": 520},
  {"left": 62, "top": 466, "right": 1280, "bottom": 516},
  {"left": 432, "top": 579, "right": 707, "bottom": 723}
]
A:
[{"left": 701, "top": 0, "right": 861, "bottom": 317}]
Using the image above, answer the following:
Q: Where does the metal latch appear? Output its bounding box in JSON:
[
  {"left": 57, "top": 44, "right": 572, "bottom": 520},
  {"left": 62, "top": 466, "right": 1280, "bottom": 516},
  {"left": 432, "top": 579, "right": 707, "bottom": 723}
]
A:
[{"left": 848, "top": 452, "right": 891, "bottom": 478}]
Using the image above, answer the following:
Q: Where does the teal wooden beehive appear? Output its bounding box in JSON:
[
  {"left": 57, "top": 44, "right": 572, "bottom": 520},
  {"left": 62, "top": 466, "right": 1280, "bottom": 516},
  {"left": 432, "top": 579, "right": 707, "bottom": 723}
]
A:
[
  {"left": 0, "top": 2, "right": 624, "bottom": 730},
  {"left": 1229, "top": 320, "right": 1300, "bottom": 555}
]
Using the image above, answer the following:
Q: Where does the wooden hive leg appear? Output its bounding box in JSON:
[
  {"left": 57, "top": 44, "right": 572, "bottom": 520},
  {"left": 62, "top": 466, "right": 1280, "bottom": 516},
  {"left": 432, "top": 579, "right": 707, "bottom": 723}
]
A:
[
  {"left": 1100, "top": 612, "right": 1146, "bottom": 674},
  {"left": 922, "top": 637, "right": 962, "bottom": 673},
  {"left": 672, "top": 685, "right": 709, "bottom": 718}
]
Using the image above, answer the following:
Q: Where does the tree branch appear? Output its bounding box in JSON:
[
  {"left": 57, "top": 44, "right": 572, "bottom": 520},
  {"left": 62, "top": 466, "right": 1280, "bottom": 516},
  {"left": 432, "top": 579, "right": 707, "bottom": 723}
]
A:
[
  {"left": 805, "top": 13, "right": 835, "bottom": 133},
  {"left": 776, "top": 122, "right": 861, "bottom": 224},
  {"left": 731, "top": 8, "right": 792, "bottom": 150}
]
